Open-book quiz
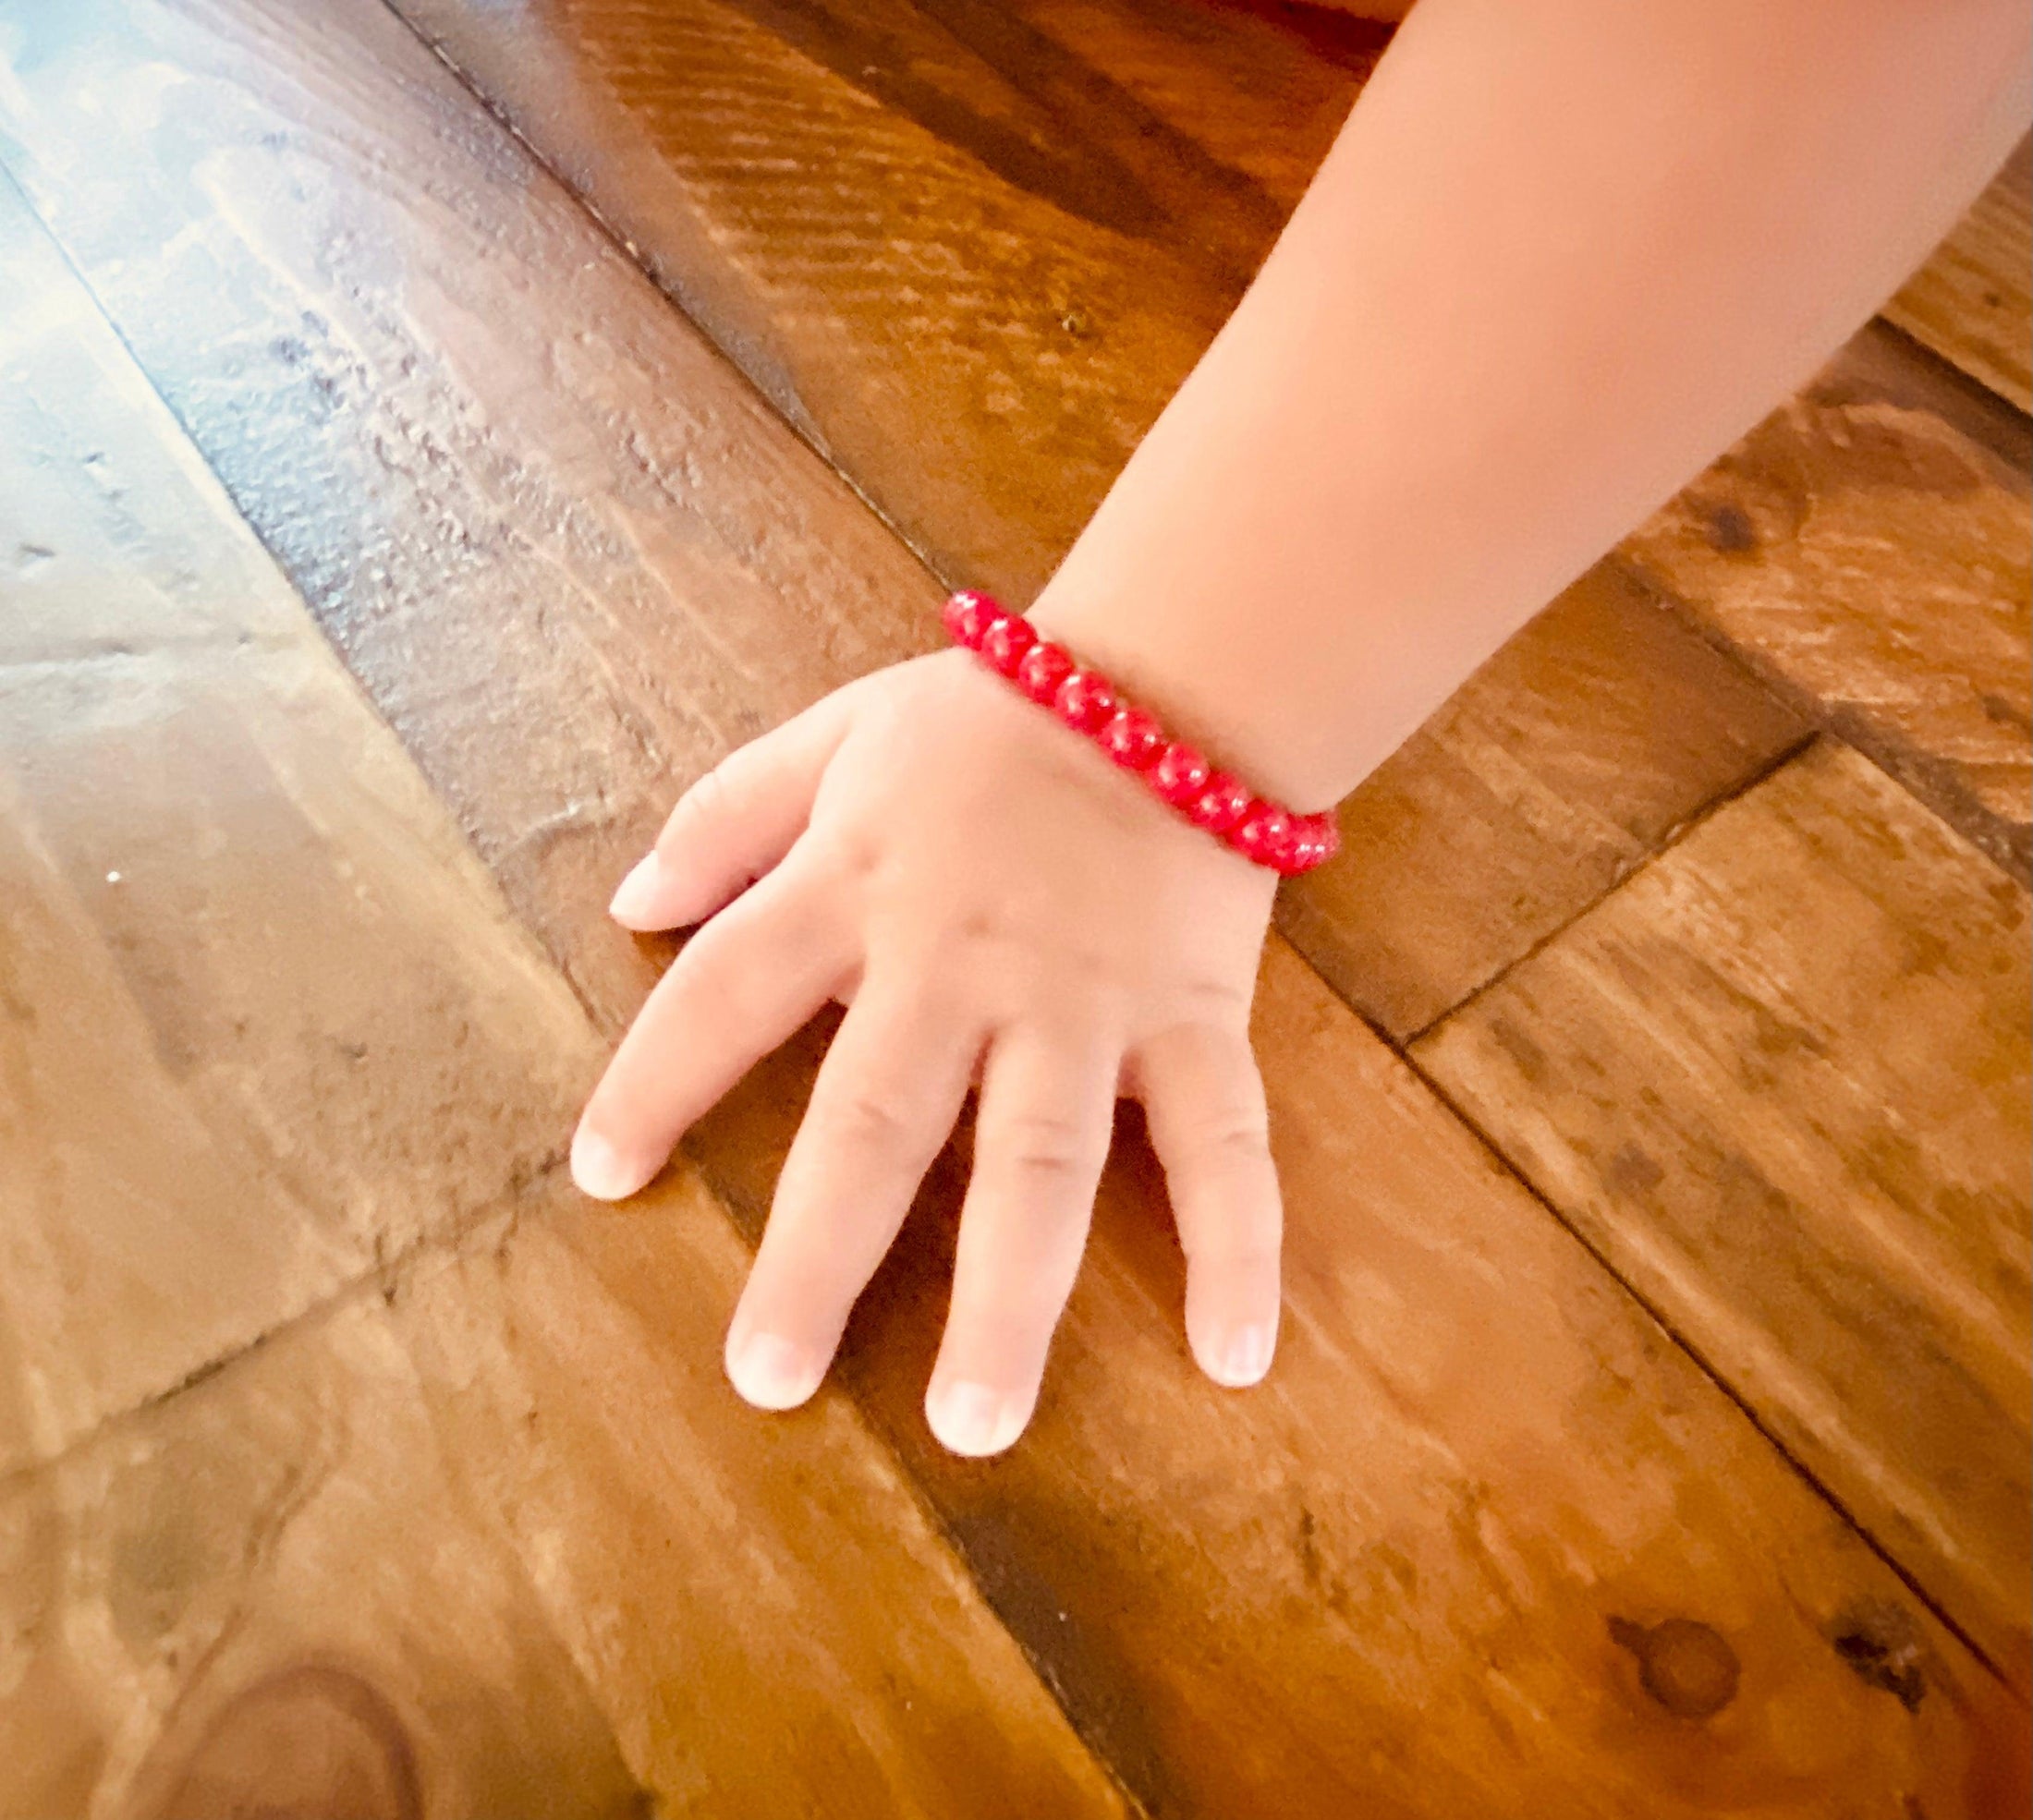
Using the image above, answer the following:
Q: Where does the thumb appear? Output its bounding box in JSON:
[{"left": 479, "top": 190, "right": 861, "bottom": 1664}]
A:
[{"left": 609, "top": 686, "right": 858, "bottom": 931}]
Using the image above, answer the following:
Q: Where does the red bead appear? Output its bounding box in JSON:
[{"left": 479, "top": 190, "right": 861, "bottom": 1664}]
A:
[
  {"left": 1281, "top": 813, "right": 1340, "bottom": 874},
  {"left": 1187, "top": 772, "right": 1251, "bottom": 834},
  {"left": 942, "top": 589, "right": 1005, "bottom": 649},
  {"left": 1054, "top": 669, "right": 1117, "bottom": 734},
  {"left": 1099, "top": 706, "right": 1163, "bottom": 770},
  {"left": 1016, "top": 640, "right": 1076, "bottom": 705},
  {"left": 1233, "top": 801, "right": 1293, "bottom": 868},
  {"left": 1150, "top": 742, "right": 1211, "bottom": 806},
  {"left": 980, "top": 613, "right": 1037, "bottom": 675}
]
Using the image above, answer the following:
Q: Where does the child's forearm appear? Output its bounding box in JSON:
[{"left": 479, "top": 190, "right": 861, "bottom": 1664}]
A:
[{"left": 1029, "top": 0, "right": 2030, "bottom": 811}]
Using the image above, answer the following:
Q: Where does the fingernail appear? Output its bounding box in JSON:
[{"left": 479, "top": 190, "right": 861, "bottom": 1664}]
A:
[
  {"left": 607, "top": 852, "right": 663, "bottom": 924},
  {"left": 1215, "top": 1322, "right": 1273, "bottom": 1387},
  {"left": 570, "top": 1125, "right": 648, "bottom": 1201},
  {"left": 727, "top": 1332, "right": 823, "bottom": 1411},
  {"left": 927, "top": 1380, "right": 1025, "bottom": 1457}
]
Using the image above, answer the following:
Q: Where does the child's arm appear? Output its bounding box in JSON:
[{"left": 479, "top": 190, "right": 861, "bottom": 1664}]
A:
[
  {"left": 1031, "top": 0, "right": 2030, "bottom": 811},
  {"left": 574, "top": 0, "right": 2029, "bottom": 1457}
]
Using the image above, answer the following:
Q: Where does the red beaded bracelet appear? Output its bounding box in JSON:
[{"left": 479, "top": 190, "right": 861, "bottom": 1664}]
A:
[{"left": 942, "top": 590, "right": 1339, "bottom": 876}]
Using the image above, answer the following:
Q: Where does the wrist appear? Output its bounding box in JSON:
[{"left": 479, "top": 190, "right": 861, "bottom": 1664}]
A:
[
  {"left": 1023, "top": 577, "right": 1350, "bottom": 816},
  {"left": 942, "top": 593, "right": 1339, "bottom": 876}
]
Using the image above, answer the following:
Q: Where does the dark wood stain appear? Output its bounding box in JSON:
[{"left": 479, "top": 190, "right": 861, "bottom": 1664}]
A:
[
  {"left": 1706, "top": 504, "right": 1757, "bottom": 553},
  {"left": 1831, "top": 1600, "right": 1933, "bottom": 1714}
]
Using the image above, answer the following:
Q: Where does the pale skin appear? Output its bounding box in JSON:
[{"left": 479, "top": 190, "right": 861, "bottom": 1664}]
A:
[{"left": 573, "top": 0, "right": 2031, "bottom": 1456}]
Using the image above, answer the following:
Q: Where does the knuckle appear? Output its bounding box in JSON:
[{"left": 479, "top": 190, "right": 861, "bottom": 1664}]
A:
[
  {"left": 993, "top": 1109, "right": 1097, "bottom": 1187},
  {"left": 1006, "top": 1147, "right": 1086, "bottom": 1187},
  {"left": 823, "top": 823, "right": 883, "bottom": 884},
  {"left": 1178, "top": 977, "right": 1252, "bottom": 1022},
  {"left": 1186, "top": 1234, "right": 1281, "bottom": 1277},
  {"left": 820, "top": 1088, "right": 917, "bottom": 1152},
  {"left": 1188, "top": 1111, "right": 1272, "bottom": 1173}
]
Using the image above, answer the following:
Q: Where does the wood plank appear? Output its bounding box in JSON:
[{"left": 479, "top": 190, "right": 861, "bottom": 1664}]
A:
[
  {"left": 1415, "top": 738, "right": 2032, "bottom": 1684},
  {"left": 388, "top": 0, "right": 2027, "bottom": 929},
  {"left": 690, "top": 948, "right": 2028, "bottom": 1815},
  {"left": 395, "top": 1175, "right": 1123, "bottom": 1820},
  {"left": 1007, "top": 0, "right": 1390, "bottom": 212},
  {"left": 1278, "top": 564, "right": 1804, "bottom": 1038},
  {"left": 379, "top": 0, "right": 1380, "bottom": 583},
  {"left": 0, "top": 178, "right": 592, "bottom": 1473},
  {"left": 0, "top": 0, "right": 945, "bottom": 1028},
  {"left": 0, "top": 172, "right": 1124, "bottom": 1819},
  {"left": 1622, "top": 331, "right": 2032, "bottom": 881},
  {"left": 1885, "top": 134, "right": 2032, "bottom": 412},
  {"left": 5, "top": 4, "right": 2020, "bottom": 1806},
  {"left": 0, "top": 1258, "right": 653, "bottom": 1820},
  {"left": 0, "top": 1177, "right": 1126, "bottom": 1819},
  {"left": 7, "top": 26, "right": 1802, "bottom": 1063}
]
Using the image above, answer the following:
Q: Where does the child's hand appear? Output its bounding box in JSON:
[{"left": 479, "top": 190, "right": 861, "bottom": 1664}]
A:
[{"left": 571, "top": 648, "right": 1283, "bottom": 1455}]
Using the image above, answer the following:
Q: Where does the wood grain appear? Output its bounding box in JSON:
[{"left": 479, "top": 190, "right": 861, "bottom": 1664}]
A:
[
  {"left": 0, "top": 1264, "right": 651, "bottom": 1820},
  {"left": 1885, "top": 134, "right": 2032, "bottom": 412},
  {"left": 1416, "top": 738, "right": 2032, "bottom": 1686},
  {"left": 0, "top": 169, "right": 1124, "bottom": 1820},
  {"left": 1623, "top": 332, "right": 2032, "bottom": 880},
  {"left": 4, "top": 3, "right": 2020, "bottom": 1807},
  {"left": 394, "top": 1174, "right": 1125, "bottom": 1820},
  {"left": 1278, "top": 564, "right": 1804, "bottom": 1038},
  {"left": 0, "top": 177, "right": 592, "bottom": 1474},
  {"left": 0, "top": 1179, "right": 1126, "bottom": 1819},
  {"left": 0, "top": 0, "right": 950, "bottom": 1029}
]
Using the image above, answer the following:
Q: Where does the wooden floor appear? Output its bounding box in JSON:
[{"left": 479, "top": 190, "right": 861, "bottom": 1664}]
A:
[{"left": 0, "top": 2, "right": 2027, "bottom": 1814}]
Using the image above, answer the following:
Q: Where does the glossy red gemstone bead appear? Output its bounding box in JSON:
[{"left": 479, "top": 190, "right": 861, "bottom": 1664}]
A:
[
  {"left": 1054, "top": 669, "right": 1117, "bottom": 734},
  {"left": 1187, "top": 772, "right": 1251, "bottom": 834},
  {"left": 1150, "top": 742, "right": 1211, "bottom": 806},
  {"left": 980, "top": 613, "right": 1037, "bottom": 675},
  {"left": 1016, "top": 640, "right": 1076, "bottom": 705},
  {"left": 943, "top": 589, "right": 1004, "bottom": 649},
  {"left": 1099, "top": 706, "right": 1163, "bottom": 770},
  {"left": 1281, "top": 813, "right": 1340, "bottom": 874},
  {"left": 1233, "top": 801, "right": 1293, "bottom": 868}
]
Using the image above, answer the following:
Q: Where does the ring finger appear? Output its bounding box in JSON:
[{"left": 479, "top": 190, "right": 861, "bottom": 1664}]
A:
[{"left": 925, "top": 1025, "right": 1119, "bottom": 1456}]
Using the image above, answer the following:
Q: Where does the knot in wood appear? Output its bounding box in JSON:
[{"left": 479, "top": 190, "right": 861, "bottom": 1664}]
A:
[{"left": 1609, "top": 1615, "right": 1742, "bottom": 1720}]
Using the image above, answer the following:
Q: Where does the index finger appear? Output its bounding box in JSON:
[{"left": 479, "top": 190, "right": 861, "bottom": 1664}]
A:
[{"left": 572, "top": 854, "right": 854, "bottom": 1200}]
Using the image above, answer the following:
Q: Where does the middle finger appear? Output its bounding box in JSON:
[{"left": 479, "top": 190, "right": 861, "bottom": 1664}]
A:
[{"left": 724, "top": 975, "right": 982, "bottom": 1410}]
